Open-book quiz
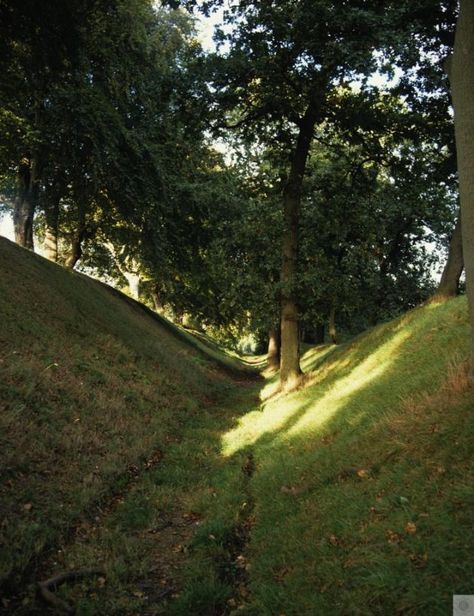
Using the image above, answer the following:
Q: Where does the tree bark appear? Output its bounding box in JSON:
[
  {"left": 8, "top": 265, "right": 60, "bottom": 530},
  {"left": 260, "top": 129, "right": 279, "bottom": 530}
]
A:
[
  {"left": 267, "top": 326, "right": 281, "bottom": 370},
  {"left": 449, "top": 0, "right": 474, "bottom": 363},
  {"left": 436, "top": 212, "right": 464, "bottom": 298},
  {"left": 152, "top": 285, "right": 164, "bottom": 312},
  {"left": 13, "top": 157, "right": 38, "bottom": 249},
  {"left": 65, "top": 233, "right": 84, "bottom": 269},
  {"left": 123, "top": 271, "right": 140, "bottom": 300},
  {"left": 43, "top": 197, "right": 60, "bottom": 262},
  {"left": 280, "top": 103, "right": 318, "bottom": 390},
  {"left": 44, "top": 227, "right": 58, "bottom": 262},
  {"left": 65, "top": 204, "right": 86, "bottom": 269}
]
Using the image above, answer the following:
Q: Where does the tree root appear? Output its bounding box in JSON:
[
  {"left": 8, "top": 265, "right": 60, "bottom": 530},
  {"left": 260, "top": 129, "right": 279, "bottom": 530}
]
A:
[{"left": 38, "top": 569, "right": 104, "bottom": 613}]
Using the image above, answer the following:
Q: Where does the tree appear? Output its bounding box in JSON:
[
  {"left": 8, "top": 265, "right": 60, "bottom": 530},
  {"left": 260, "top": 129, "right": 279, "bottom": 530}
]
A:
[
  {"left": 207, "top": 2, "right": 381, "bottom": 386},
  {"left": 0, "top": 0, "right": 213, "bottom": 291},
  {"left": 448, "top": 0, "right": 474, "bottom": 360},
  {"left": 297, "top": 100, "right": 455, "bottom": 339},
  {"left": 188, "top": 0, "right": 456, "bottom": 388},
  {"left": 0, "top": 0, "right": 101, "bottom": 248},
  {"left": 436, "top": 210, "right": 464, "bottom": 298}
]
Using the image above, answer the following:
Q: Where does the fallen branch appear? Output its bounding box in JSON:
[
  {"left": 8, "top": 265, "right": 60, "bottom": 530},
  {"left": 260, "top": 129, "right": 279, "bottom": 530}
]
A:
[{"left": 38, "top": 569, "right": 104, "bottom": 613}]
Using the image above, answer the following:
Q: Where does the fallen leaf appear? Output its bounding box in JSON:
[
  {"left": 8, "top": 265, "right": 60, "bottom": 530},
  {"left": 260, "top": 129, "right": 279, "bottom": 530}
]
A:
[
  {"left": 280, "top": 485, "right": 301, "bottom": 495},
  {"left": 385, "top": 529, "right": 401, "bottom": 544},
  {"left": 329, "top": 534, "right": 339, "bottom": 546},
  {"left": 405, "top": 522, "right": 417, "bottom": 535}
]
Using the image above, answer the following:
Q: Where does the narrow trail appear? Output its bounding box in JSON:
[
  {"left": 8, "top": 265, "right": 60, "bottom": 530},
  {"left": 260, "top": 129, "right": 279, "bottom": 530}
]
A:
[
  {"left": 1, "top": 365, "right": 263, "bottom": 616},
  {"left": 221, "top": 452, "right": 256, "bottom": 615}
]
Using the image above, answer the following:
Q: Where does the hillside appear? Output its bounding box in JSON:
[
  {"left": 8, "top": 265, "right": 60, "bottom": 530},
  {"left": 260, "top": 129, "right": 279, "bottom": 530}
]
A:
[
  {"left": 0, "top": 237, "right": 257, "bottom": 614},
  {"left": 1, "top": 237, "right": 473, "bottom": 615}
]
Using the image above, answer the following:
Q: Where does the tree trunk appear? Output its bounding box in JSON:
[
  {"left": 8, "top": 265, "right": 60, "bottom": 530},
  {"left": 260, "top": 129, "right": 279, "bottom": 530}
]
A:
[
  {"left": 152, "top": 285, "right": 164, "bottom": 312},
  {"left": 280, "top": 104, "right": 318, "bottom": 390},
  {"left": 436, "top": 211, "right": 464, "bottom": 298},
  {"left": 65, "top": 234, "right": 84, "bottom": 269},
  {"left": 315, "top": 323, "right": 325, "bottom": 344},
  {"left": 329, "top": 303, "right": 337, "bottom": 344},
  {"left": 65, "top": 205, "right": 86, "bottom": 269},
  {"left": 13, "top": 157, "right": 38, "bottom": 249},
  {"left": 449, "top": 0, "right": 474, "bottom": 363},
  {"left": 43, "top": 198, "right": 60, "bottom": 262},
  {"left": 44, "top": 227, "right": 58, "bottom": 262},
  {"left": 267, "top": 326, "right": 281, "bottom": 370}
]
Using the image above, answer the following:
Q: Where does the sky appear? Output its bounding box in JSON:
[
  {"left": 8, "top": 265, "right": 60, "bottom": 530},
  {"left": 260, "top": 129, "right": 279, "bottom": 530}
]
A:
[
  {"left": 196, "top": 7, "right": 223, "bottom": 51},
  {"left": 0, "top": 213, "right": 14, "bottom": 241}
]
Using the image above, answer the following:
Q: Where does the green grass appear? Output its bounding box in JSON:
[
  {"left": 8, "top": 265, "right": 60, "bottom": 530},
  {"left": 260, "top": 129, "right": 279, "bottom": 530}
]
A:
[
  {"left": 0, "top": 237, "right": 256, "bottom": 613},
  {"left": 228, "top": 297, "right": 474, "bottom": 615},
  {"left": 1, "top": 236, "right": 473, "bottom": 615}
]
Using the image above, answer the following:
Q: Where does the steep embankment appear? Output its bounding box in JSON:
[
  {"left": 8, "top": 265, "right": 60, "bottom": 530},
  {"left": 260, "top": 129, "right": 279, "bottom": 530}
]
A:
[
  {"left": 0, "top": 237, "right": 259, "bottom": 614},
  {"left": 220, "top": 296, "right": 474, "bottom": 616}
]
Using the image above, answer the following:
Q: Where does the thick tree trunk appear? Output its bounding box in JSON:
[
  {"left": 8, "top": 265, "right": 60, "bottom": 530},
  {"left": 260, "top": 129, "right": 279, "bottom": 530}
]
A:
[
  {"left": 44, "top": 227, "right": 58, "bottom": 262},
  {"left": 105, "top": 242, "right": 142, "bottom": 301},
  {"left": 280, "top": 104, "right": 318, "bottom": 390},
  {"left": 436, "top": 212, "right": 464, "bottom": 298},
  {"left": 329, "top": 303, "right": 337, "bottom": 345},
  {"left": 65, "top": 234, "right": 84, "bottom": 269},
  {"left": 267, "top": 326, "right": 281, "bottom": 370},
  {"left": 13, "top": 157, "right": 38, "bottom": 249},
  {"left": 152, "top": 286, "right": 164, "bottom": 312},
  {"left": 43, "top": 198, "right": 60, "bottom": 262},
  {"left": 449, "top": 0, "right": 474, "bottom": 363}
]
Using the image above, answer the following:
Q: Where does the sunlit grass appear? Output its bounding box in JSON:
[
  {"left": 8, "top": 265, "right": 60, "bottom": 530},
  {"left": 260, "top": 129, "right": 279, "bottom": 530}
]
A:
[
  {"left": 287, "top": 329, "right": 410, "bottom": 437},
  {"left": 237, "top": 296, "right": 474, "bottom": 616},
  {"left": 223, "top": 329, "right": 410, "bottom": 456}
]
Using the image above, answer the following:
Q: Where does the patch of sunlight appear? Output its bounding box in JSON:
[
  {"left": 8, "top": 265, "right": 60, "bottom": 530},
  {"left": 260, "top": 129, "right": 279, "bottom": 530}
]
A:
[
  {"left": 221, "top": 329, "right": 410, "bottom": 456},
  {"left": 300, "top": 344, "right": 334, "bottom": 372},
  {"left": 286, "top": 331, "right": 410, "bottom": 438},
  {"left": 221, "top": 393, "right": 311, "bottom": 457},
  {"left": 259, "top": 345, "right": 336, "bottom": 402},
  {"left": 258, "top": 375, "right": 281, "bottom": 401}
]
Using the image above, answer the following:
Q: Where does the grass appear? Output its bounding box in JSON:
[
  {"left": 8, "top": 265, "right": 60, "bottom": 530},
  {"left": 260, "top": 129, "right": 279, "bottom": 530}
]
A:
[
  {"left": 227, "top": 297, "right": 474, "bottom": 615},
  {"left": 0, "top": 237, "right": 256, "bottom": 614},
  {"left": 1, "top": 236, "right": 473, "bottom": 615}
]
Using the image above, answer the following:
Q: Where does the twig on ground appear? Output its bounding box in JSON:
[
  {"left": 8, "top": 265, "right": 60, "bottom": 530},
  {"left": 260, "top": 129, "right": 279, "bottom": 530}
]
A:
[{"left": 38, "top": 569, "right": 104, "bottom": 613}]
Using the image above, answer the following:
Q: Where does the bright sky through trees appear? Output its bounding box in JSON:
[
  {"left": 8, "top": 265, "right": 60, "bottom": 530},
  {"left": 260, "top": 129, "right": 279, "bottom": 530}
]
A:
[{"left": 0, "top": 213, "right": 13, "bottom": 241}]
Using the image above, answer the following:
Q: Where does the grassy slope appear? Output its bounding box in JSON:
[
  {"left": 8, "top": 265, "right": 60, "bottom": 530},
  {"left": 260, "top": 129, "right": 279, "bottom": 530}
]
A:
[
  {"left": 1, "top": 236, "right": 473, "bottom": 615},
  {"left": 0, "top": 237, "right": 256, "bottom": 613},
  {"left": 230, "top": 297, "right": 473, "bottom": 616}
]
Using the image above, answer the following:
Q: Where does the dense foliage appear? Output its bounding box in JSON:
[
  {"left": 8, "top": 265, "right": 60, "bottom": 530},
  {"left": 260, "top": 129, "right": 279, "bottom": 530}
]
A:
[{"left": 0, "top": 0, "right": 462, "bottom": 362}]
